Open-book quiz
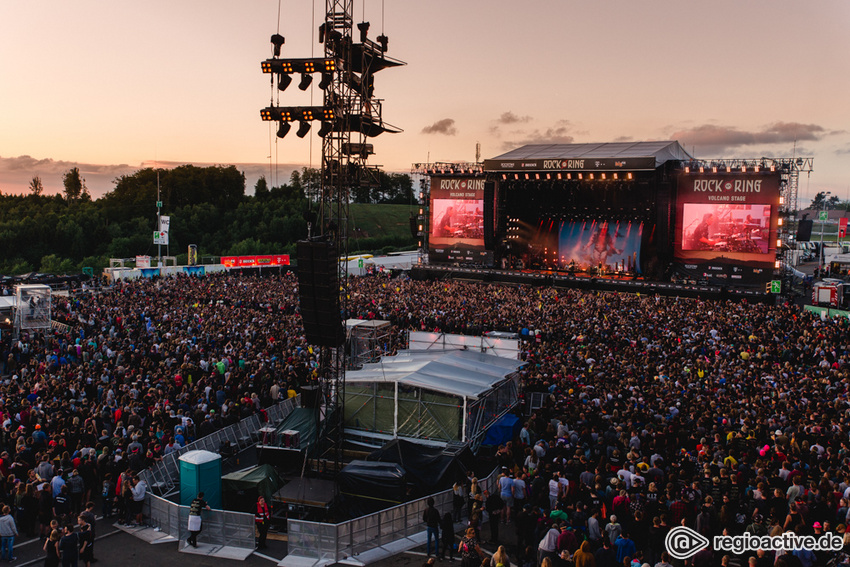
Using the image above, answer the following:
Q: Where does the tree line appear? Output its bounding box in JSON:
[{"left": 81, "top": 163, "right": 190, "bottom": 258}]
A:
[{"left": 0, "top": 165, "right": 417, "bottom": 275}]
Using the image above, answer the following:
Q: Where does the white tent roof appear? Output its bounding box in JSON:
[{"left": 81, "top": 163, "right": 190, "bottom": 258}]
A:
[{"left": 345, "top": 349, "right": 524, "bottom": 399}]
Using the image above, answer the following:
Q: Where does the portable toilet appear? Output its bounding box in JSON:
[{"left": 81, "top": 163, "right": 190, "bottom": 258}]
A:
[{"left": 179, "top": 450, "right": 222, "bottom": 509}]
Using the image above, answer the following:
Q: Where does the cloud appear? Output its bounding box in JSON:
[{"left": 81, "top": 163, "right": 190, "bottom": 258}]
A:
[
  {"left": 497, "top": 111, "right": 532, "bottom": 125},
  {"left": 671, "top": 122, "right": 828, "bottom": 155},
  {"left": 421, "top": 118, "right": 457, "bottom": 136},
  {"left": 500, "top": 120, "right": 576, "bottom": 150}
]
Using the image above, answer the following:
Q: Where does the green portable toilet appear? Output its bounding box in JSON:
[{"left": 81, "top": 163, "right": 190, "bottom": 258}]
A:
[{"left": 179, "top": 450, "right": 222, "bottom": 509}]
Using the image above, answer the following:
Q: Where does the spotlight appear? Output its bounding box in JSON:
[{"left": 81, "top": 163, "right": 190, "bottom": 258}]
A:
[
  {"left": 276, "top": 121, "right": 291, "bottom": 138},
  {"left": 377, "top": 34, "right": 388, "bottom": 52},
  {"left": 319, "top": 72, "right": 333, "bottom": 90},
  {"left": 318, "top": 121, "right": 334, "bottom": 137},
  {"left": 270, "top": 34, "right": 285, "bottom": 57},
  {"left": 296, "top": 121, "right": 311, "bottom": 138},
  {"left": 357, "top": 21, "right": 370, "bottom": 42},
  {"left": 277, "top": 73, "right": 292, "bottom": 91},
  {"left": 298, "top": 73, "right": 313, "bottom": 90}
]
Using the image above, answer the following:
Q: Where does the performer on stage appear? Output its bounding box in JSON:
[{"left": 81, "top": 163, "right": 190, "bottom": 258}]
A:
[
  {"left": 688, "top": 213, "right": 717, "bottom": 250},
  {"left": 435, "top": 206, "right": 454, "bottom": 237}
]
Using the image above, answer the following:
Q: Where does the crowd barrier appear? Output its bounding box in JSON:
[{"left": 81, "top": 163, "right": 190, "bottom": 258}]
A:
[
  {"left": 287, "top": 466, "right": 500, "bottom": 563},
  {"left": 138, "top": 396, "right": 299, "bottom": 551}
]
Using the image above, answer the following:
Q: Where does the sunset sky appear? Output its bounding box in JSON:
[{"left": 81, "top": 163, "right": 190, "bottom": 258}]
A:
[{"left": 1, "top": 1, "right": 848, "bottom": 204}]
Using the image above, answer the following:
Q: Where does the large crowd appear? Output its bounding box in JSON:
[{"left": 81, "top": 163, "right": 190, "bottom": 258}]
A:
[{"left": 1, "top": 271, "right": 850, "bottom": 567}]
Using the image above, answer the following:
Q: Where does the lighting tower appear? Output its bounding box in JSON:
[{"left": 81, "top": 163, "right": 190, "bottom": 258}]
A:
[{"left": 260, "top": 1, "right": 404, "bottom": 470}]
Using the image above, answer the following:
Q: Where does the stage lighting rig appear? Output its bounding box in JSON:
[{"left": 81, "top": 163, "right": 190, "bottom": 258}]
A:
[
  {"left": 262, "top": 57, "right": 337, "bottom": 91},
  {"left": 259, "top": 2, "right": 405, "bottom": 474}
]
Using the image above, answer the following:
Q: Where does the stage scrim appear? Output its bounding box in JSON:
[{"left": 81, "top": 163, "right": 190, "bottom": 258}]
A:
[
  {"left": 558, "top": 220, "right": 643, "bottom": 273},
  {"left": 674, "top": 172, "right": 780, "bottom": 286}
]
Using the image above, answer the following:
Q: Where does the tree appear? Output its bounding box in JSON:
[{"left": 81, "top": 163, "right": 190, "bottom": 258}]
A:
[
  {"left": 29, "top": 176, "right": 44, "bottom": 196},
  {"left": 254, "top": 176, "right": 269, "bottom": 199},
  {"left": 63, "top": 167, "right": 83, "bottom": 200},
  {"left": 809, "top": 191, "right": 840, "bottom": 211}
]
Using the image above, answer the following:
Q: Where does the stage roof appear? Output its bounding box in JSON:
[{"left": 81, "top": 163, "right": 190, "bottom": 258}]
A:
[
  {"left": 344, "top": 349, "right": 523, "bottom": 400},
  {"left": 483, "top": 141, "right": 693, "bottom": 172}
]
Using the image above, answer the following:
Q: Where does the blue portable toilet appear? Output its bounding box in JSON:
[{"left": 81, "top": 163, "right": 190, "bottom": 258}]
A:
[{"left": 179, "top": 450, "right": 222, "bottom": 509}]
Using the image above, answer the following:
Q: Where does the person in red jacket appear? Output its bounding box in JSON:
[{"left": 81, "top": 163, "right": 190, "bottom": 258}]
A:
[{"left": 255, "top": 496, "right": 272, "bottom": 549}]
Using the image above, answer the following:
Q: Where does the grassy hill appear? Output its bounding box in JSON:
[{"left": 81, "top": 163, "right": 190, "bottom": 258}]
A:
[{"left": 348, "top": 203, "right": 418, "bottom": 254}]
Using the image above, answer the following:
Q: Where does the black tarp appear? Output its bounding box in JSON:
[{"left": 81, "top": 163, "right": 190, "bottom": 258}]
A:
[
  {"left": 366, "top": 439, "right": 474, "bottom": 496},
  {"left": 338, "top": 460, "right": 407, "bottom": 516}
]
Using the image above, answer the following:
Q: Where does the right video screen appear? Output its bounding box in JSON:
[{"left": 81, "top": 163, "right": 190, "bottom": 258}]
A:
[{"left": 681, "top": 203, "right": 771, "bottom": 254}]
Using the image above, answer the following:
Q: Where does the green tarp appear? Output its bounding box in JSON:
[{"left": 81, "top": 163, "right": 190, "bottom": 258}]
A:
[{"left": 221, "top": 464, "right": 282, "bottom": 513}]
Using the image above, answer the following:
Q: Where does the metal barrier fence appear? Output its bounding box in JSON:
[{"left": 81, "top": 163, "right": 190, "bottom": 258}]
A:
[
  {"left": 138, "top": 397, "right": 299, "bottom": 552},
  {"left": 139, "top": 396, "right": 299, "bottom": 494},
  {"left": 287, "top": 466, "right": 500, "bottom": 563},
  {"left": 144, "top": 493, "right": 257, "bottom": 550}
]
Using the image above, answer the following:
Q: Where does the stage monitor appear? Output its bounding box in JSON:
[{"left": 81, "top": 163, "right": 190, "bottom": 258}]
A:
[
  {"left": 674, "top": 172, "right": 780, "bottom": 286},
  {"left": 429, "top": 177, "right": 490, "bottom": 264}
]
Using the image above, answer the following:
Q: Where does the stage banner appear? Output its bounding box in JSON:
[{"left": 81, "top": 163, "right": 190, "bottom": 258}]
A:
[
  {"left": 674, "top": 172, "right": 781, "bottom": 286},
  {"left": 429, "top": 176, "right": 490, "bottom": 264}
]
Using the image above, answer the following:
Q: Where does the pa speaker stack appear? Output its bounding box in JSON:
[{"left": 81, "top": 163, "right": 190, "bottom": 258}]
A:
[{"left": 297, "top": 240, "right": 345, "bottom": 347}]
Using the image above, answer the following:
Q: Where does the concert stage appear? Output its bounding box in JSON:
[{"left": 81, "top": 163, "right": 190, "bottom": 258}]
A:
[{"left": 418, "top": 141, "right": 793, "bottom": 291}]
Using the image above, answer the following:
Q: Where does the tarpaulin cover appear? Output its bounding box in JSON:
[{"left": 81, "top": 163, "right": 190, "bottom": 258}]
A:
[
  {"left": 481, "top": 412, "right": 521, "bottom": 446},
  {"left": 338, "top": 460, "right": 407, "bottom": 503},
  {"left": 221, "top": 464, "right": 282, "bottom": 513},
  {"left": 367, "top": 439, "right": 473, "bottom": 495},
  {"left": 274, "top": 407, "right": 319, "bottom": 453}
]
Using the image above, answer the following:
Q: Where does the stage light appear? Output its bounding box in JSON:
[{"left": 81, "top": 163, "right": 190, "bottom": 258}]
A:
[
  {"left": 627, "top": 173, "right": 633, "bottom": 180},
  {"left": 754, "top": 166, "right": 760, "bottom": 172},
  {"left": 535, "top": 173, "right": 540, "bottom": 180},
  {"left": 276, "top": 121, "right": 291, "bottom": 138},
  {"left": 685, "top": 167, "right": 690, "bottom": 173},
  {"left": 779, "top": 196, "right": 785, "bottom": 205},
  {"left": 578, "top": 173, "right": 583, "bottom": 180},
  {"left": 270, "top": 34, "right": 285, "bottom": 57},
  {"left": 775, "top": 260, "right": 781, "bottom": 269},
  {"left": 588, "top": 173, "right": 594, "bottom": 180},
  {"left": 546, "top": 173, "right": 551, "bottom": 180},
  {"left": 601, "top": 173, "right": 606, "bottom": 180},
  {"left": 298, "top": 73, "right": 313, "bottom": 90},
  {"left": 776, "top": 239, "right": 782, "bottom": 248},
  {"left": 699, "top": 167, "right": 704, "bottom": 173},
  {"left": 567, "top": 173, "right": 572, "bottom": 180},
  {"left": 613, "top": 173, "right": 618, "bottom": 180},
  {"left": 514, "top": 174, "right": 519, "bottom": 180},
  {"left": 726, "top": 166, "right": 731, "bottom": 173},
  {"left": 278, "top": 73, "right": 293, "bottom": 91},
  {"left": 712, "top": 166, "right": 718, "bottom": 173},
  {"left": 778, "top": 218, "right": 783, "bottom": 226},
  {"left": 770, "top": 165, "right": 776, "bottom": 172},
  {"left": 524, "top": 173, "right": 529, "bottom": 180},
  {"left": 296, "top": 121, "right": 311, "bottom": 138},
  {"left": 501, "top": 174, "right": 507, "bottom": 181},
  {"left": 741, "top": 166, "right": 747, "bottom": 172},
  {"left": 557, "top": 173, "right": 562, "bottom": 180},
  {"left": 317, "top": 121, "right": 334, "bottom": 137}
]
